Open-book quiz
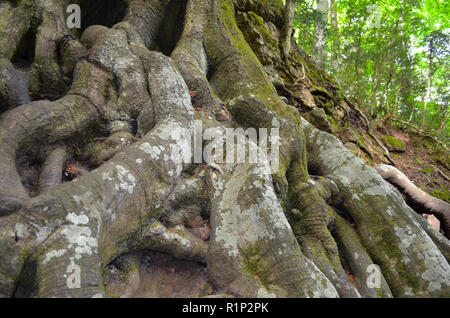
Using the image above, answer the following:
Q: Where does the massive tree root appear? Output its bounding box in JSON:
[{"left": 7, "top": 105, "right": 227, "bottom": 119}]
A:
[{"left": 0, "top": 0, "right": 449, "bottom": 298}]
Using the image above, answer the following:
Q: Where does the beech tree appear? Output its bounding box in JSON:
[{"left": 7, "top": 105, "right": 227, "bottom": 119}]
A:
[
  {"left": 312, "top": 0, "right": 328, "bottom": 69},
  {"left": 0, "top": 0, "right": 449, "bottom": 298}
]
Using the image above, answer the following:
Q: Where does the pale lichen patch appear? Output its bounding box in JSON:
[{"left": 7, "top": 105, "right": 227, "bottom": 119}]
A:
[
  {"left": 61, "top": 212, "right": 98, "bottom": 260},
  {"left": 36, "top": 225, "right": 52, "bottom": 244},
  {"left": 145, "top": 221, "right": 193, "bottom": 250},
  {"left": 14, "top": 223, "right": 30, "bottom": 239},
  {"left": 43, "top": 249, "right": 67, "bottom": 265},
  {"left": 115, "top": 165, "right": 136, "bottom": 194},
  {"left": 66, "top": 212, "right": 89, "bottom": 225},
  {"left": 386, "top": 206, "right": 395, "bottom": 217},
  {"left": 139, "top": 142, "right": 162, "bottom": 160},
  {"left": 257, "top": 288, "right": 276, "bottom": 298}
]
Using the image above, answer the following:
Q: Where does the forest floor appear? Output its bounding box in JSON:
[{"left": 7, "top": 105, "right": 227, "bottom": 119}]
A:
[{"left": 375, "top": 124, "right": 449, "bottom": 204}]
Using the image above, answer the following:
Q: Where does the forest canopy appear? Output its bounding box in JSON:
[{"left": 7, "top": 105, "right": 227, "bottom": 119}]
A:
[{"left": 293, "top": 0, "right": 449, "bottom": 145}]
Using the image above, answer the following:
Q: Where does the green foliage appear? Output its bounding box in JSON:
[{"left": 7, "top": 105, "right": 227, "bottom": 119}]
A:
[{"left": 293, "top": 0, "right": 449, "bottom": 146}]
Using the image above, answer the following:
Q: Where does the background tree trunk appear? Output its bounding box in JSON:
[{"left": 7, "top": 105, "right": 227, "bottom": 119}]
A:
[
  {"left": 313, "top": 0, "right": 329, "bottom": 69},
  {"left": 329, "top": 0, "right": 339, "bottom": 73},
  {"left": 422, "top": 45, "right": 434, "bottom": 130},
  {"left": 282, "top": 0, "right": 296, "bottom": 61}
]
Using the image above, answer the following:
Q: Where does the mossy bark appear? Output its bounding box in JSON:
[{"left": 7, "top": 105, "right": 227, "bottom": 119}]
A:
[{"left": 0, "top": 0, "right": 448, "bottom": 298}]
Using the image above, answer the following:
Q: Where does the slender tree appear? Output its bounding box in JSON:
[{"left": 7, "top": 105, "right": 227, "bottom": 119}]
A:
[
  {"left": 282, "top": 0, "right": 297, "bottom": 61},
  {"left": 313, "top": 0, "right": 329, "bottom": 69}
]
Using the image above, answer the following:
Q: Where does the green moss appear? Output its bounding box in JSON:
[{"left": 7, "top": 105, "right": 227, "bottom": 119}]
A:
[
  {"left": 431, "top": 188, "right": 450, "bottom": 202},
  {"left": 352, "top": 129, "right": 365, "bottom": 148},
  {"left": 327, "top": 115, "right": 336, "bottom": 125},
  {"left": 216, "top": 0, "right": 278, "bottom": 99},
  {"left": 246, "top": 11, "right": 277, "bottom": 47},
  {"left": 422, "top": 138, "right": 435, "bottom": 149},
  {"left": 431, "top": 150, "right": 450, "bottom": 170},
  {"left": 357, "top": 135, "right": 366, "bottom": 149},
  {"left": 232, "top": 0, "right": 284, "bottom": 28},
  {"left": 241, "top": 244, "right": 273, "bottom": 289},
  {"left": 382, "top": 135, "right": 405, "bottom": 151},
  {"left": 343, "top": 195, "right": 427, "bottom": 296},
  {"left": 420, "top": 167, "right": 435, "bottom": 174},
  {"left": 391, "top": 154, "right": 403, "bottom": 159},
  {"left": 311, "top": 84, "right": 329, "bottom": 96},
  {"left": 207, "top": 0, "right": 304, "bottom": 180},
  {"left": 21, "top": 247, "right": 30, "bottom": 262},
  {"left": 117, "top": 263, "right": 139, "bottom": 283}
]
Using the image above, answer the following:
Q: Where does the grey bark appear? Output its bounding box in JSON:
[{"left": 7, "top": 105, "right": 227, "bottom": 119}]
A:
[
  {"left": 375, "top": 164, "right": 450, "bottom": 239},
  {"left": 0, "top": 0, "right": 448, "bottom": 299},
  {"left": 313, "top": 0, "right": 329, "bottom": 69}
]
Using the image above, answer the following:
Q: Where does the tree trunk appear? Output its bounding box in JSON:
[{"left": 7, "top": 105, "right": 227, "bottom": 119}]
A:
[
  {"left": 422, "top": 41, "right": 434, "bottom": 130},
  {"left": 329, "top": 0, "right": 339, "bottom": 73},
  {"left": 0, "top": 0, "right": 448, "bottom": 298},
  {"left": 282, "top": 0, "right": 296, "bottom": 61},
  {"left": 313, "top": 0, "right": 329, "bottom": 69}
]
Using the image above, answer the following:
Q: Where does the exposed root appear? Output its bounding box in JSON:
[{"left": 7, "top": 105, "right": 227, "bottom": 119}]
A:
[
  {"left": 349, "top": 101, "right": 395, "bottom": 165},
  {"left": 137, "top": 220, "right": 208, "bottom": 263},
  {"left": 38, "top": 146, "right": 66, "bottom": 194},
  {"left": 208, "top": 144, "right": 339, "bottom": 297},
  {"left": 0, "top": 48, "right": 195, "bottom": 297},
  {"left": 0, "top": 58, "right": 30, "bottom": 110},
  {"left": 0, "top": 60, "right": 112, "bottom": 216},
  {"left": 83, "top": 131, "right": 136, "bottom": 167},
  {"left": 331, "top": 210, "right": 393, "bottom": 297},
  {"left": 302, "top": 116, "right": 450, "bottom": 296},
  {"left": 0, "top": 0, "right": 449, "bottom": 299},
  {"left": 375, "top": 164, "right": 450, "bottom": 239}
]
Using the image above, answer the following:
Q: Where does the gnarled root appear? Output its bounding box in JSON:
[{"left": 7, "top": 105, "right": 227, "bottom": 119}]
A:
[
  {"left": 375, "top": 164, "right": 450, "bottom": 239},
  {"left": 38, "top": 146, "right": 66, "bottom": 194},
  {"left": 0, "top": 0, "right": 449, "bottom": 299},
  {"left": 302, "top": 117, "right": 450, "bottom": 297},
  {"left": 0, "top": 60, "right": 112, "bottom": 216},
  {"left": 0, "top": 50, "right": 195, "bottom": 297},
  {"left": 0, "top": 58, "right": 30, "bottom": 110}
]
